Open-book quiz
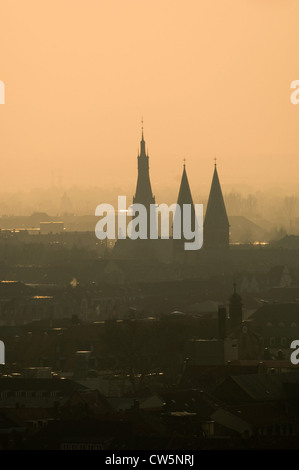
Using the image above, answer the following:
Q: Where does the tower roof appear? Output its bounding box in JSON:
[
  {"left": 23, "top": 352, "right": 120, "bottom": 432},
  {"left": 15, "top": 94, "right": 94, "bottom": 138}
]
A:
[
  {"left": 139, "top": 117, "right": 147, "bottom": 158},
  {"left": 133, "top": 126, "right": 155, "bottom": 206},
  {"left": 174, "top": 163, "right": 195, "bottom": 233},
  {"left": 139, "top": 129, "right": 147, "bottom": 158},
  {"left": 177, "top": 163, "right": 194, "bottom": 207},
  {"left": 204, "top": 164, "right": 229, "bottom": 229}
]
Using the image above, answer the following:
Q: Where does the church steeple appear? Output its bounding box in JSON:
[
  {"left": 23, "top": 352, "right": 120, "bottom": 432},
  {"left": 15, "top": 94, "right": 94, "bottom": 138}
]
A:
[
  {"left": 133, "top": 123, "right": 156, "bottom": 238},
  {"left": 133, "top": 123, "right": 155, "bottom": 207},
  {"left": 204, "top": 163, "right": 229, "bottom": 248},
  {"left": 177, "top": 161, "right": 193, "bottom": 206},
  {"left": 140, "top": 125, "right": 147, "bottom": 158},
  {"left": 173, "top": 161, "right": 195, "bottom": 234}
]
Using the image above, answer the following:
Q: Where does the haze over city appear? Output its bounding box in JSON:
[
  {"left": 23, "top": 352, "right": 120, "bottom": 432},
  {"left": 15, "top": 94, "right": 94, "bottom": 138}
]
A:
[
  {"left": 1, "top": 0, "right": 299, "bottom": 201},
  {"left": 2, "top": 1, "right": 299, "bottom": 453}
]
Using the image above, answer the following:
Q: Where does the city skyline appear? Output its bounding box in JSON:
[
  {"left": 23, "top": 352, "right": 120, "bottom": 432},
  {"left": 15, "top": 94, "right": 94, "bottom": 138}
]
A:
[{"left": 1, "top": 1, "right": 299, "bottom": 453}]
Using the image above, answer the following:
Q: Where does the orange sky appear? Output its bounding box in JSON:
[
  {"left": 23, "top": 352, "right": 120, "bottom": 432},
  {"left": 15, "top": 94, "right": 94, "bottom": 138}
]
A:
[{"left": 1, "top": 0, "right": 299, "bottom": 199}]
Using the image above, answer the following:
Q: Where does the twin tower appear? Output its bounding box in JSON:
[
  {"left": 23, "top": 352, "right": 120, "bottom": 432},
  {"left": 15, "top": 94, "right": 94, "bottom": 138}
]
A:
[{"left": 133, "top": 128, "right": 229, "bottom": 249}]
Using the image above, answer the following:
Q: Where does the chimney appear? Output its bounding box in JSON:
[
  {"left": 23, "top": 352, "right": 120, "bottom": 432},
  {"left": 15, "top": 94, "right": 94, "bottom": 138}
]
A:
[{"left": 218, "top": 305, "right": 226, "bottom": 340}]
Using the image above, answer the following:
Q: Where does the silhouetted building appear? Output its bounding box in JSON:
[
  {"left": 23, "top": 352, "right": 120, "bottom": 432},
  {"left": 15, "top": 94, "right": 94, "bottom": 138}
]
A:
[
  {"left": 248, "top": 302, "right": 299, "bottom": 359},
  {"left": 133, "top": 127, "right": 156, "bottom": 236},
  {"left": 204, "top": 163, "right": 229, "bottom": 249},
  {"left": 172, "top": 163, "right": 196, "bottom": 261},
  {"left": 184, "top": 338, "right": 238, "bottom": 366},
  {"left": 173, "top": 163, "right": 195, "bottom": 241}
]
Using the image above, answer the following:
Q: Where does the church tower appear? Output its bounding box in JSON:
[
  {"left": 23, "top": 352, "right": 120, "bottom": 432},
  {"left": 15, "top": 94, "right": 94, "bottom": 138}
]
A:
[
  {"left": 133, "top": 124, "right": 156, "bottom": 237},
  {"left": 172, "top": 162, "right": 196, "bottom": 261},
  {"left": 204, "top": 163, "right": 229, "bottom": 249},
  {"left": 133, "top": 126, "right": 155, "bottom": 208},
  {"left": 173, "top": 162, "right": 195, "bottom": 236}
]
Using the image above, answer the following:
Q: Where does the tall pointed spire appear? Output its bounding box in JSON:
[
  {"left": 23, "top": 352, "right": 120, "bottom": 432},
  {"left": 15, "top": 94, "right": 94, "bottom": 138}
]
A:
[
  {"left": 140, "top": 117, "right": 146, "bottom": 157},
  {"left": 134, "top": 121, "right": 155, "bottom": 207},
  {"left": 173, "top": 162, "right": 195, "bottom": 238},
  {"left": 204, "top": 163, "right": 229, "bottom": 248},
  {"left": 176, "top": 162, "right": 194, "bottom": 213},
  {"left": 133, "top": 122, "right": 155, "bottom": 237}
]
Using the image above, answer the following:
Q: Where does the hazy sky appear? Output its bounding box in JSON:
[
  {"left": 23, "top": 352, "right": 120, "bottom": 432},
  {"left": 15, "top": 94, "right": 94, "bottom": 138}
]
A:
[{"left": 1, "top": 0, "right": 299, "bottom": 200}]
